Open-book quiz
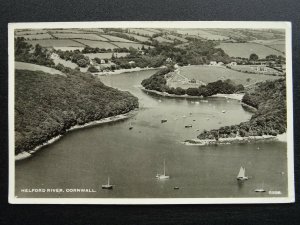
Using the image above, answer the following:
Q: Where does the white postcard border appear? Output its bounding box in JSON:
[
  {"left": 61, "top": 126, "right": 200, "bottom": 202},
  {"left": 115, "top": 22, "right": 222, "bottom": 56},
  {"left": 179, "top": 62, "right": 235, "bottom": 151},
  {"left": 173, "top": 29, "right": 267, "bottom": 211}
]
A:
[{"left": 8, "top": 21, "right": 294, "bottom": 204}]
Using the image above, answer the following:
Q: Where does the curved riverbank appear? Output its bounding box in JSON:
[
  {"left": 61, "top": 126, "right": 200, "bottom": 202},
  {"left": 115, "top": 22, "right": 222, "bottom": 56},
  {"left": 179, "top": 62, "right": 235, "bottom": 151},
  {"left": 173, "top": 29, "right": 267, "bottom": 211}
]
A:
[
  {"left": 183, "top": 133, "right": 286, "bottom": 146},
  {"left": 140, "top": 86, "right": 245, "bottom": 101},
  {"left": 15, "top": 109, "right": 138, "bottom": 161},
  {"left": 95, "top": 67, "right": 159, "bottom": 76}
]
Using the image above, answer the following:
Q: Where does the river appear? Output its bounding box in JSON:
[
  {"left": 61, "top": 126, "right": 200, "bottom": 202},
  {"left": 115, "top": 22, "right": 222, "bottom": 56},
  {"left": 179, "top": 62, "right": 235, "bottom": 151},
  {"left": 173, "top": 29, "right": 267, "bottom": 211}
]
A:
[{"left": 15, "top": 69, "right": 287, "bottom": 198}]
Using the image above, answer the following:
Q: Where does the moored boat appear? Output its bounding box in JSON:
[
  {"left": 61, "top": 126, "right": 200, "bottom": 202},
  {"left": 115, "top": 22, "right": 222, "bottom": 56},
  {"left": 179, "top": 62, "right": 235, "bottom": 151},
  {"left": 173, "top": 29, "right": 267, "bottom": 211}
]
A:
[
  {"left": 156, "top": 160, "right": 170, "bottom": 180},
  {"left": 102, "top": 176, "right": 113, "bottom": 189},
  {"left": 237, "top": 166, "right": 248, "bottom": 181}
]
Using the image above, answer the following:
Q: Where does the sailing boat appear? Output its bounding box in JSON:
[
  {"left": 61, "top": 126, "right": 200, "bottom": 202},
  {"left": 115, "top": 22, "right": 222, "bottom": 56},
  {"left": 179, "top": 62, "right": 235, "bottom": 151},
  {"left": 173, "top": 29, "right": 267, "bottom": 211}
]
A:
[
  {"left": 156, "top": 160, "right": 170, "bottom": 180},
  {"left": 102, "top": 176, "right": 113, "bottom": 189},
  {"left": 129, "top": 122, "right": 133, "bottom": 130},
  {"left": 236, "top": 166, "right": 248, "bottom": 181}
]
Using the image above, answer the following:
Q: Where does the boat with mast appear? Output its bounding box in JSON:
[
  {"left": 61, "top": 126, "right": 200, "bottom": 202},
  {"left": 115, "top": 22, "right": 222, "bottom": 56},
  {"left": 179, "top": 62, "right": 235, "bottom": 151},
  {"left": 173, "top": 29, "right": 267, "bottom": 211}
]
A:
[
  {"left": 156, "top": 160, "right": 170, "bottom": 180},
  {"left": 102, "top": 176, "right": 113, "bottom": 189},
  {"left": 236, "top": 166, "right": 248, "bottom": 181}
]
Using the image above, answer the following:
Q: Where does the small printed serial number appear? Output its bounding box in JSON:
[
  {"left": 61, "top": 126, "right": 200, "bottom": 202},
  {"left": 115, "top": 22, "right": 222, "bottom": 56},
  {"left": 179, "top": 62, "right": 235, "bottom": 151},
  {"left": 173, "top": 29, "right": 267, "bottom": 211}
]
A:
[{"left": 268, "top": 191, "right": 282, "bottom": 195}]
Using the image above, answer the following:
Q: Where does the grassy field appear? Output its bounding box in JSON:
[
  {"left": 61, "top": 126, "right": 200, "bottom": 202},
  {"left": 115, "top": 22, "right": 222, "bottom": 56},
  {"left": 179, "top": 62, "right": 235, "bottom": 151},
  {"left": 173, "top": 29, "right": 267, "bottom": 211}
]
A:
[
  {"left": 16, "top": 33, "right": 53, "bottom": 40},
  {"left": 15, "top": 61, "right": 65, "bottom": 76},
  {"left": 74, "top": 39, "right": 118, "bottom": 49},
  {"left": 268, "top": 44, "right": 285, "bottom": 53},
  {"left": 27, "top": 39, "right": 85, "bottom": 47},
  {"left": 154, "top": 36, "right": 173, "bottom": 43},
  {"left": 52, "top": 33, "right": 107, "bottom": 41},
  {"left": 166, "top": 65, "right": 280, "bottom": 88},
  {"left": 51, "top": 54, "right": 78, "bottom": 69},
  {"left": 230, "top": 65, "right": 283, "bottom": 75},
  {"left": 126, "top": 33, "right": 151, "bottom": 42},
  {"left": 53, "top": 46, "right": 85, "bottom": 51},
  {"left": 176, "top": 29, "right": 230, "bottom": 40},
  {"left": 128, "top": 28, "right": 157, "bottom": 36},
  {"left": 144, "top": 28, "right": 161, "bottom": 33},
  {"left": 113, "top": 42, "right": 150, "bottom": 49},
  {"left": 15, "top": 29, "right": 48, "bottom": 35},
  {"left": 165, "top": 34, "right": 188, "bottom": 42},
  {"left": 216, "top": 42, "right": 284, "bottom": 58},
  {"left": 101, "top": 34, "right": 133, "bottom": 42},
  {"left": 49, "top": 29, "right": 95, "bottom": 34}
]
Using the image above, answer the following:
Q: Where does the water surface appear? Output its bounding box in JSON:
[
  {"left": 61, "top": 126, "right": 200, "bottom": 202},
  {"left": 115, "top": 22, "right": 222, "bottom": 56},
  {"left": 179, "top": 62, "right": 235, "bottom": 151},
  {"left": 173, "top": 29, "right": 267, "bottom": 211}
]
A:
[{"left": 15, "top": 69, "right": 287, "bottom": 198}]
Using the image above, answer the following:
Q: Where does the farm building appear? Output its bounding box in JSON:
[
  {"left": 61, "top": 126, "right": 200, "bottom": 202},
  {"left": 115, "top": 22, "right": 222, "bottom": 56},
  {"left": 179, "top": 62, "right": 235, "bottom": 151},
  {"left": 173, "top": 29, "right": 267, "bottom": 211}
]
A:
[{"left": 227, "top": 62, "right": 237, "bottom": 66}]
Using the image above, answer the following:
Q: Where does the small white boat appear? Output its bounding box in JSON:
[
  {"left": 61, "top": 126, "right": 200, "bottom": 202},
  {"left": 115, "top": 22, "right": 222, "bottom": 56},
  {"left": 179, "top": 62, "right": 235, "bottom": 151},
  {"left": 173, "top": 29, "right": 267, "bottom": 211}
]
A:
[
  {"left": 156, "top": 160, "right": 170, "bottom": 180},
  {"left": 195, "top": 101, "right": 200, "bottom": 104},
  {"left": 158, "top": 100, "right": 162, "bottom": 102},
  {"left": 255, "top": 183, "right": 266, "bottom": 192},
  {"left": 254, "top": 188, "right": 266, "bottom": 193},
  {"left": 237, "top": 166, "right": 248, "bottom": 181},
  {"left": 102, "top": 176, "right": 113, "bottom": 189},
  {"left": 222, "top": 110, "right": 226, "bottom": 113}
]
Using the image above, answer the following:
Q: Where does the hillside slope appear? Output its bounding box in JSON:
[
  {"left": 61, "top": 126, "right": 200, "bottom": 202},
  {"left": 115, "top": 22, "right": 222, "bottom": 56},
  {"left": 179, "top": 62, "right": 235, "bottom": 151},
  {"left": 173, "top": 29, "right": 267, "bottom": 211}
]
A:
[
  {"left": 15, "top": 69, "right": 138, "bottom": 154},
  {"left": 197, "top": 79, "right": 286, "bottom": 140}
]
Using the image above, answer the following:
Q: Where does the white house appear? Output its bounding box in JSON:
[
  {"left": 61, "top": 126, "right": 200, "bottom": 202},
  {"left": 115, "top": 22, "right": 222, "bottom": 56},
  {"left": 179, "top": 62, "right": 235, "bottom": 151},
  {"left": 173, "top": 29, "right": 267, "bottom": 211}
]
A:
[
  {"left": 166, "top": 58, "right": 172, "bottom": 63},
  {"left": 228, "top": 62, "right": 237, "bottom": 66}
]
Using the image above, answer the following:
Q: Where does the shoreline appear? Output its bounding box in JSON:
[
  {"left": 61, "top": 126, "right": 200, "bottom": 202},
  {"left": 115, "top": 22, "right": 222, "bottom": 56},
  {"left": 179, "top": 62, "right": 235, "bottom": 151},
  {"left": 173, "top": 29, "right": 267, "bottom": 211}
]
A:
[
  {"left": 141, "top": 86, "right": 245, "bottom": 101},
  {"left": 183, "top": 133, "right": 287, "bottom": 146},
  {"left": 95, "top": 67, "right": 159, "bottom": 76},
  {"left": 15, "top": 109, "right": 138, "bottom": 161}
]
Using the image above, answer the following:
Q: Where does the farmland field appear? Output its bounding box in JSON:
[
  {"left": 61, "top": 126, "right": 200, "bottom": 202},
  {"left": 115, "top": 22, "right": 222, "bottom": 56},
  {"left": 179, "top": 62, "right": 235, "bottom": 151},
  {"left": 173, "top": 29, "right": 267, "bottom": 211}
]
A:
[
  {"left": 53, "top": 46, "right": 85, "bottom": 51},
  {"left": 26, "top": 39, "right": 85, "bottom": 47},
  {"left": 101, "top": 34, "right": 133, "bottom": 42},
  {"left": 16, "top": 33, "right": 53, "bottom": 40},
  {"left": 84, "top": 52, "right": 129, "bottom": 59},
  {"left": 125, "top": 33, "right": 151, "bottom": 42},
  {"left": 74, "top": 39, "right": 118, "bottom": 49},
  {"left": 144, "top": 28, "right": 161, "bottom": 33},
  {"left": 52, "top": 33, "right": 107, "bottom": 41},
  {"left": 165, "top": 34, "right": 188, "bottom": 42},
  {"left": 167, "top": 65, "right": 280, "bottom": 88},
  {"left": 268, "top": 44, "right": 285, "bottom": 53},
  {"left": 113, "top": 42, "right": 150, "bottom": 49},
  {"left": 15, "top": 29, "right": 48, "bottom": 35},
  {"left": 217, "top": 42, "right": 285, "bottom": 58},
  {"left": 48, "top": 29, "right": 94, "bottom": 34},
  {"left": 177, "top": 29, "right": 229, "bottom": 40},
  {"left": 250, "top": 39, "right": 285, "bottom": 45},
  {"left": 51, "top": 54, "right": 78, "bottom": 69},
  {"left": 15, "top": 62, "right": 65, "bottom": 76},
  {"left": 230, "top": 65, "right": 283, "bottom": 75},
  {"left": 128, "top": 28, "right": 157, "bottom": 36},
  {"left": 154, "top": 36, "right": 173, "bottom": 43}
]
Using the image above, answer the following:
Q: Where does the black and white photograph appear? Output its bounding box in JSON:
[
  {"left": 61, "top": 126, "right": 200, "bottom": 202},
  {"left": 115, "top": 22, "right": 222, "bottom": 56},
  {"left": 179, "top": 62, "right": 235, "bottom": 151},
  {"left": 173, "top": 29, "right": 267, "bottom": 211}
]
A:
[{"left": 8, "top": 21, "right": 294, "bottom": 204}]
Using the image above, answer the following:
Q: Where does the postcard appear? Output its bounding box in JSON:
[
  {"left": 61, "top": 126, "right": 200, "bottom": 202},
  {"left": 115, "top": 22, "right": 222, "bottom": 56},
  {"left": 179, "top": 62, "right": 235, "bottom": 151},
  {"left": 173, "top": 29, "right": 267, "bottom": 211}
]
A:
[{"left": 8, "top": 21, "right": 294, "bottom": 204}]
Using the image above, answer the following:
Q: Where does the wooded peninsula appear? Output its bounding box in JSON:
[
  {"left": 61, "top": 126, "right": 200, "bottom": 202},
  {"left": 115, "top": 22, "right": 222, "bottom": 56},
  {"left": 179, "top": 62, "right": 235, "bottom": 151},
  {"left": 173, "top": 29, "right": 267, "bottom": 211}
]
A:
[{"left": 15, "top": 69, "right": 138, "bottom": 154}]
